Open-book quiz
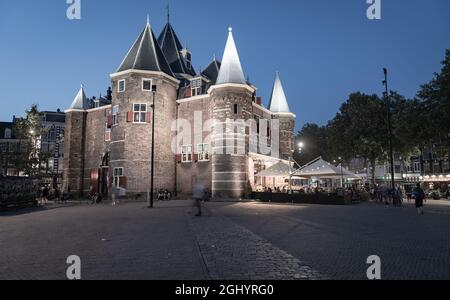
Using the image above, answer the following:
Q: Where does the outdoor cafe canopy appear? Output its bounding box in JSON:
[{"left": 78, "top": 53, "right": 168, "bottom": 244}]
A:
[
  {"left": 292, "top": 157, "right": 361, "bottom": 179},
  {"left": 255, "top": 161, "right": 293, "bottom": 178}
]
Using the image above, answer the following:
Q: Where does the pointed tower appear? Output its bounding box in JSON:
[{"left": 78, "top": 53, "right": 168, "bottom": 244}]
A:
[
  {"left": 69, "top": 85, "right": 89, "bottom": 110},
  {"left": 63, "top": 85, "right": 89, "bottom": 197},
  {"left": 269, "top": 72, "right": 291, "bottom": 113},
  {"left": 216, "top": 28, "right": 246, "bottom": 85},
  {"left": 268, "top": 71, "right": 296, "bottom": 160},
  {"left": 158, "top": 22, "right": 196, "bottom": 77},
  {"left": 117, "top": 18, "right": 173, "bottom": 77},
  {"left": 109, "top": 17, "right": 180, "bottom": 196},
  {"left": 209, "top": 28, "right": 255, "bottom": 199}
]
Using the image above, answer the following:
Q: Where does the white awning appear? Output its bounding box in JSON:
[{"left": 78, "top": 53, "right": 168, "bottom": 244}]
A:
[
  {"left": 255, "top": 161, "right": 293, "bottom": 177},
  {"left": 293, "top": 157, "right": 361, "bottom": 179}
]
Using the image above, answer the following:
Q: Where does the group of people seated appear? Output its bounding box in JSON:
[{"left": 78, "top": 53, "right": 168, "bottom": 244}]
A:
[{"left": 157, "top": 189, "right": 172, "bottom": 201}]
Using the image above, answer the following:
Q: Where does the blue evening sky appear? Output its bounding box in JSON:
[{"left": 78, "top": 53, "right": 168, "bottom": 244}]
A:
[{"left": 0, "top": 0, "right": 449, "bottom": 130}]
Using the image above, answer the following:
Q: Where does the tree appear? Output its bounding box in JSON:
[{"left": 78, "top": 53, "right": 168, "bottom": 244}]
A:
[
  {"left": 327, "top": 93, "right": 388, "bottom": 185},
  {"left": 13, "top": 104, "right": 50, "bottom": 177},
  {"left": 294, "top": 123, "right": 329, "bottom": 166},
  {"left": 416, "top": 49, "right": 450, "bottom": 158}
]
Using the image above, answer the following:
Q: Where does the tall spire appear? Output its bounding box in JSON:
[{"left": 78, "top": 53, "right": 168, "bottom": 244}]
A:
[
  {"left": 216, "top": 27, "right": 246, "bottom": 85},
  {"left": 117, "top": 17, "right": 174, "bottom": 77},
  {"left": 69, "top": 84, "right": 89, "bottom": 110},
  {"left": 268, "top": 71, "right": 291, "bottom": 113},
  {"left": 167, "top": 3, "right": 170, "bottom": 23}
]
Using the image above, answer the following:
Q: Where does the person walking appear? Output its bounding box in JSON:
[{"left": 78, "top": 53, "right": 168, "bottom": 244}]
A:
[
  {"left": 395, "top": 185, "right": 403, "bottom": 207},
  {"left": 111, "top": 185, "right": 119, "bottom": 206},
  {"left": 193, "top": 183, "right": 205, "bottom": 217},
  {"left": 42, "top": 185, "right": 49, "bottom": 205},
  {"left": 412, "top": 183, "right": 426, "bottom": 215}
]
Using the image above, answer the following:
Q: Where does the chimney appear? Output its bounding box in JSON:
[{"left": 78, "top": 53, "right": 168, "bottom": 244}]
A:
[{"left": 107, "top": 87, "right": 112, "bottom": 101}]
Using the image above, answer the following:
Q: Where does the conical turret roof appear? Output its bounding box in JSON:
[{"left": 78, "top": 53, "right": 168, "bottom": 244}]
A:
[
  {"left": 268, "top": 71, "right": 291, "bottom": 113},
  {"left": 216, "top": 28, "right": 246, "bottom": 85},
  {"left": 117, "top": 18, "right": 174, "bottom": 77},
  {"left": 69, "top": 85, "right": 89, "bottom": 110}
]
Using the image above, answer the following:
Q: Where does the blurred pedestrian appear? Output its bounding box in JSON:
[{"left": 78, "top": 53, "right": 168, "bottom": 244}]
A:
[
  {"left": 412, "top": 183, "right": 426, "bottom": 215},
  {"left": 193, "top": 183, "right": 205, "bottom": 217}
]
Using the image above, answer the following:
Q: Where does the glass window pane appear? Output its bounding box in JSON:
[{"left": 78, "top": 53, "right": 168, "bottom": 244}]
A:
[
  {"left": 134, "top": 104, "right": 140, "bottom": 112},
  {"left": 141, "top": 104, "right": 146, "bottom": 112},
  {"left": 143, "top": 80, "right": 151, "bottom": 90}
]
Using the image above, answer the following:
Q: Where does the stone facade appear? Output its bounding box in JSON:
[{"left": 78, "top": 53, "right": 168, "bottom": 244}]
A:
[
  {"left": 63, "top": 110, "right": 86, "bottom": 196},
  {"left": 63, "top": 20, "right": 296, "bottom": 200}
]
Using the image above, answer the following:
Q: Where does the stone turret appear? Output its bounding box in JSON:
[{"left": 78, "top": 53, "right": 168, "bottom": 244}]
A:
[
  {"left": 109, "top": 18, "right": 179, "bottom": 196},
  {"left": 63, "top": 85, "right": 88, "bottom": 197},
  {"left": 268, "top": 71, "right": 296, "bottom": 160},
  {"left": 210, "top": 28, "right": 254, "bottom": 199}
]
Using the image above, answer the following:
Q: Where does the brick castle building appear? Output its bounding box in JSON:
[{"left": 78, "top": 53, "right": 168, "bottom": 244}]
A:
[{"left": 63, "top": 17, "right": 296, "bottom": 199}]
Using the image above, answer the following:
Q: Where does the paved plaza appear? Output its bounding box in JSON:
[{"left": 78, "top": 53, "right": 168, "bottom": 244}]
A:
[{"left": 0, "top": 199, "right": 449, "bottom": 280}]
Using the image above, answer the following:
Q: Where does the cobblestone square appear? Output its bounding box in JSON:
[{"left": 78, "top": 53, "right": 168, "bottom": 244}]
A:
[{"left": 0, "top": 200, "right": 449, "bottom": 280}]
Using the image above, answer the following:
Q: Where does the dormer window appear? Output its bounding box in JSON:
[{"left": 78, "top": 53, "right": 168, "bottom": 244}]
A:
[
  {"left": 191, "top": 78, "right": 202, "bottom": 97},
  {"left": 118, "top": 80, "right": 126, "bottom": 93}
]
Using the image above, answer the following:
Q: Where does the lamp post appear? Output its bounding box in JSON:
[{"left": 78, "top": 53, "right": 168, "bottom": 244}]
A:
[
  {"left": 289, "top": 142, "right": 304, "bottom": 194},
  {"left": 149, "top": 85, "right": 157, "bottom": 208},
  {"left": 383, "top": 68, "right": 396, "bottom": 190},
  {"left": 334, "top": 157, "right": 344, "bottom": 188}
]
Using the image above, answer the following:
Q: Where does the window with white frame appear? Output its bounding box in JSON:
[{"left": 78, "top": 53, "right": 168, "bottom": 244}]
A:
[
  {"left": 112, "top": 105, "right": 119, "bottom": 126},
  {"left": 113, "top": 167, "right": 124, "bottom": 187},
  {"left": 133, "top": 104, "right": 147, "bottom": 123},
  {"left": 198, "top": 144, "right": 209, "bottom": 161},
  {"left": 191, "top": 79, "right": 202, "bottom": 96},
  {"left": 118, "top": 79, "right": 126, "bottom": 93},
  {"left": 181, "top": 145, "right": 193, "bottom": 162},
  {"left": 142, "top": 79, "right": 152, "bottom": 91}
]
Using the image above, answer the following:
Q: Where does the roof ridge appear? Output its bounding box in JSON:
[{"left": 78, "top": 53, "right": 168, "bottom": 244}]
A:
[
  {"left": 169, "top": 23, "right": 187, "bottom": 74},
  {"left": 133, "top": 24, "right": 148, "bottom": 69}
]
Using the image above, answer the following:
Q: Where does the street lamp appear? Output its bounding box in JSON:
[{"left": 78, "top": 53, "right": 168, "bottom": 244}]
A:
[
  {"left": 334, "top": 157, "right": 345, "bottom": 188},
  {"left": 383, "top": 68, "right": 396, "bottom": 190},
  {"left": 289, "top": 142, "right": 305, "bottom": 194},
  {"left": 148, "top": 84, "right": 157, "bottom": 209}
]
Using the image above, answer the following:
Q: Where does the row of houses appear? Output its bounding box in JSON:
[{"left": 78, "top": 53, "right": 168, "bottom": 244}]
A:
[{"left": 348, "top": 154, "right": 450, "bottom": 190}]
